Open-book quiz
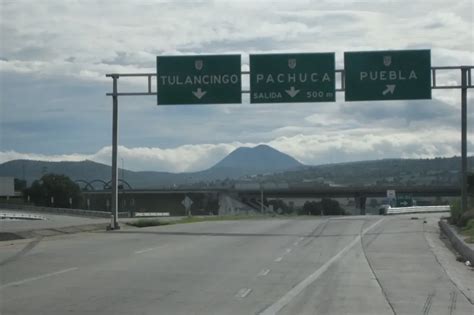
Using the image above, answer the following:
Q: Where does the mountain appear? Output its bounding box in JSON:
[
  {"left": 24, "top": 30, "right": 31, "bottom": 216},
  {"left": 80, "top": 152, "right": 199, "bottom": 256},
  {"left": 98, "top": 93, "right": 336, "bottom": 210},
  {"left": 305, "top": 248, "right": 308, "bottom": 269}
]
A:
[
  {"left": 0, "top": 145, "right": 304, "bottom": 188},
  {"left": 2, "top": 148, "right": 471, "bottom": 189},
  {"left": 210, "top": 145, "right": 303, "bottom": 173}
]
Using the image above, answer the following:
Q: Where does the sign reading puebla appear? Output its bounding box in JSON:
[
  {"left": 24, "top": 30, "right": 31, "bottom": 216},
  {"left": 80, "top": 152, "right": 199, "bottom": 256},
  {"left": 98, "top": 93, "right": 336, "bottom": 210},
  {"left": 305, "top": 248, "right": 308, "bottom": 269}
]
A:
[
  {"left": 250, "top": 53, "right": 335, "bottom": 103},
  {"left": 344, "top": 49, "right": 431, "bottom": 101},
  {"left": 157, "top": 55, "right": 241, "bottom": 105}
]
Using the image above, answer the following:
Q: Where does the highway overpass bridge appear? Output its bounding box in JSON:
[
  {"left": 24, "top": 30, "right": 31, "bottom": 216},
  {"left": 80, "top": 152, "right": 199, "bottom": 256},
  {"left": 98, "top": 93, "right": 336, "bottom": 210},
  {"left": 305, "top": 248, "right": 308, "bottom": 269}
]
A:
[{"left": 82, "top": 185, "right": 460, "bottom": 215}]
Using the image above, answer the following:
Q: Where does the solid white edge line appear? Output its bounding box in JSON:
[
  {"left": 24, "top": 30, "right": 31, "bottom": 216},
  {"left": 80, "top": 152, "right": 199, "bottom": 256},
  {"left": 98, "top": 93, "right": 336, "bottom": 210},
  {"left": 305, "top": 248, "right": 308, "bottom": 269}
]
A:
[
  {"left": 0, "top": 267, "right": 78, "bottom": 290},
  {"left": 259, "top": 218, "right": 384, "bottom": 315}
]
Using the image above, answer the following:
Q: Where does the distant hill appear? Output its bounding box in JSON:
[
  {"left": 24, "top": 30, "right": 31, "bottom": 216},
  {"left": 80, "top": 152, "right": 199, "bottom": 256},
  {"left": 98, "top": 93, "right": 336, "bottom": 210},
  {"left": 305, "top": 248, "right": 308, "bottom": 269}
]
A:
[
  {"left": 0, "top": 145, "right": 304, "bottom": 188},
  {"left": 264, "top": 156, "right": 474, "bottom": 187},
  {"left": 210, "top": 144, "right": 303, "bottom": 173}
]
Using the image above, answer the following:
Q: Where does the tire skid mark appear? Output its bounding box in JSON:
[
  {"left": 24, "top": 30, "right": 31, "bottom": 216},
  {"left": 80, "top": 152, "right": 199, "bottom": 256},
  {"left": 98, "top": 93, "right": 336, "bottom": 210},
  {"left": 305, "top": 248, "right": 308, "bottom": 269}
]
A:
[
  {"left": 0, "top": 237, "right": 43, "bottom": 266},
  {"left": 422, "top": 291, "right": 435, "bottom": 315}
]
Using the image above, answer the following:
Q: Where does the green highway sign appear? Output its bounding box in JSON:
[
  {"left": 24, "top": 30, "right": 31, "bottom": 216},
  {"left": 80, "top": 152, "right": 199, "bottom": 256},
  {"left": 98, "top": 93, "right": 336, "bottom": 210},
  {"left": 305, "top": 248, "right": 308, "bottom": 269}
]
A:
[
  {"left": 250, "top": 53, "right": 335, "bottom": 103},
  {"left": 157, "top": 55, "right": 241, "bottom": 105},
  {"left": 344, "top": 50, "right": 431, "bottom": 101},
  {"left": 396, "top": 195, "right": 413, "bottom": 207}
]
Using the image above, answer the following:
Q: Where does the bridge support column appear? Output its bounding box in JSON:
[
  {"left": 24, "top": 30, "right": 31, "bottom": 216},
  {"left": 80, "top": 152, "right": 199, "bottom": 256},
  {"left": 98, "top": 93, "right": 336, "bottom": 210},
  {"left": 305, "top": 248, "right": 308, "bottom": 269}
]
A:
[{"left": 354, "top": 195, "right": 367, "bottom": 215}]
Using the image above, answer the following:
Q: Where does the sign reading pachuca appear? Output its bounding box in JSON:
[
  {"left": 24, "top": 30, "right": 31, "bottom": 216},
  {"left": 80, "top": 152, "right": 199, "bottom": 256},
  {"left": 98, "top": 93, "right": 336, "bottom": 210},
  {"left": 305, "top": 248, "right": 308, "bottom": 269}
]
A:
[
  {"left": 250, "top": 53, "right": 335, "bottom": 103},
  {"left": 157, "top": 55, "right": 241, "bottom": 105},
  {"left": 344, "top": 49, "right": 431, "bottom": 101}
]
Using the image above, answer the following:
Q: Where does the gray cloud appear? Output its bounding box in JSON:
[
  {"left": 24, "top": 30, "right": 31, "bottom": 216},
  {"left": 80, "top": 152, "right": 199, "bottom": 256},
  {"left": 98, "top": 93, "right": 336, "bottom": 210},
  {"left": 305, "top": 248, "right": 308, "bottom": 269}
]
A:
[{"left": 0, "top": 0, "right": 473, "bottom": 171}]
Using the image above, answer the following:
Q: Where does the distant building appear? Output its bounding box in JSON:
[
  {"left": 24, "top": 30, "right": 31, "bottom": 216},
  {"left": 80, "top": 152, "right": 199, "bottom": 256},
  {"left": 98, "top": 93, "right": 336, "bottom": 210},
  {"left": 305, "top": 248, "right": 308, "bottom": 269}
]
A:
[{"left": 0, "top": 177, "right": 15, "bottom": 198}]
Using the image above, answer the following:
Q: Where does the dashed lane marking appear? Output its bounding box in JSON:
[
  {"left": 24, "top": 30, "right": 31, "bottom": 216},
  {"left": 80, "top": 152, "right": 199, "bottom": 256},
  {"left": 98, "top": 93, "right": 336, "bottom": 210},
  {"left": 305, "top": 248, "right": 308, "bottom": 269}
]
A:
[
  {"left": 134, "top": 247, "right": 158, "bottom": 254},
  {"left": 259, "top": 218, "right": 384, "bottom": 315},
  {"left": 236, "top": 288, "right": 252, "bottom": 298}
]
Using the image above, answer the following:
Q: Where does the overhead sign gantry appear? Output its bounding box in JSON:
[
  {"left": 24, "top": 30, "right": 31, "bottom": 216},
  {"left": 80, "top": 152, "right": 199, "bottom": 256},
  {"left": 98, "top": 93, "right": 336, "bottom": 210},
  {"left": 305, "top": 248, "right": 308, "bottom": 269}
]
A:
[{"left": 105, "top": 49, "right": 473, "bottom": 230}]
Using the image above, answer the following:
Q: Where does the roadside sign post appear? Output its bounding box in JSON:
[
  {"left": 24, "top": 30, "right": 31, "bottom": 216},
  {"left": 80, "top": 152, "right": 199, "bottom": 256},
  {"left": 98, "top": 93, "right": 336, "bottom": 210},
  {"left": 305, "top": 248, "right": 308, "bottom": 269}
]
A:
[
  {"left": 344, "top": 50, "right": 431, "bottom": 101},
  {"left": 387, "top": 190, "right": 396, "bottom": 207},
  {"left": 250, "top": 53, "right": 335, "bottom": 103},
  {"left": 157, "top": 55, "right": 241, "bottom": 105},
  {"left": 182, "top": 195, "right": 193, "bottom": 217}
]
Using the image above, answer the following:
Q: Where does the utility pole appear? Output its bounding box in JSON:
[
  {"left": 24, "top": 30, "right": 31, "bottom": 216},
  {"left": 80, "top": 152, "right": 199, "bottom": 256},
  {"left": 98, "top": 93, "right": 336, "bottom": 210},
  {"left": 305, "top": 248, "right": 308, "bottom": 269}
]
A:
[{"left": 461, "top": 67, "right": 468, "bottom": 213}]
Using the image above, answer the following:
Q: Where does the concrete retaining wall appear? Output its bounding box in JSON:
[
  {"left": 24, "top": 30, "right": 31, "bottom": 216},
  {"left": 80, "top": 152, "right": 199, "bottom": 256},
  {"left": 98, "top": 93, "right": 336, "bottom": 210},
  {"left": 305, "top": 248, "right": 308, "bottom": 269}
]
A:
[
  {"left": 0, "top": 203, "right": 129, "bottom": 218},
  {"left": 386, "top": 205, "right": 450, "bottom": 215},
  {"left": 439, "top": 220, "right": 474, "bottom": 263}
]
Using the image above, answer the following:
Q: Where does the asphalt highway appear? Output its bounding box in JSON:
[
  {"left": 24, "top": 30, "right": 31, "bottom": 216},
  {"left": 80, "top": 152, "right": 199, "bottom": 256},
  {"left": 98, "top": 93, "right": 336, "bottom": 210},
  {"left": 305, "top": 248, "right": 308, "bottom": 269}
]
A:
[{"left": 1, "top": 214, "right": 473, "bottom": 314}]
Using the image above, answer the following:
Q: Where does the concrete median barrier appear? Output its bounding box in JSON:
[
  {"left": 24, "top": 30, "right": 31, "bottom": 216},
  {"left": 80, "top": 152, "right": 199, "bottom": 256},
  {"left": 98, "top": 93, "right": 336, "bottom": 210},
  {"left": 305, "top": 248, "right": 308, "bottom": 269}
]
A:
[{"left": 439, "top": 219, "right": 474, "bottom": 263}]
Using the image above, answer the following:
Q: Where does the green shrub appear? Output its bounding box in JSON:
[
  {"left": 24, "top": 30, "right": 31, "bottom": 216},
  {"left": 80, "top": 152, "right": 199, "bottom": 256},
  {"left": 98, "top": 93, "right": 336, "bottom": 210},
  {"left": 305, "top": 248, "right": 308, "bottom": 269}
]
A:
[
  {"left": 462, "top": 219, "right": 474, "bottom": 231},
  {"left": 449, "top": 199, "right": 463, "bottom": 225},
  {"left": 127, "top": 219, "right": 170, "bottom": 228},
  {"left": 461, "top": 219, "right": 474, "bottom": 243},
  {"left": 458, "top": 210, "right": 474, "bottom": 228}
]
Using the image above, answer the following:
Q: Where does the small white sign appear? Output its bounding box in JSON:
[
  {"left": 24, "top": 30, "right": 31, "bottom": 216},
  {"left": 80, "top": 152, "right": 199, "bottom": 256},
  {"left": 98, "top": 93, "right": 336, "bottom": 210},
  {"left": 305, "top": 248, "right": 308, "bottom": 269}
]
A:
[
  {"left": 182, "top": 196, "right": 193, "bottom": 210},
  {"left": 386, "top": 190, "right": 396, "bottom": 199}
]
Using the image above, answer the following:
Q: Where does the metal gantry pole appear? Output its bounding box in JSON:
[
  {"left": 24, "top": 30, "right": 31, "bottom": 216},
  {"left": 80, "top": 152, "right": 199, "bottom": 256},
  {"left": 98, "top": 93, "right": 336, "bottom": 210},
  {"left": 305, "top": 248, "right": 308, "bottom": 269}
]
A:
[
  {"left": 461, "top": 67, "right": 468, "bottom": 213},
  {"left": 109, "top": 74, "right": 120, "bottom": 230}
]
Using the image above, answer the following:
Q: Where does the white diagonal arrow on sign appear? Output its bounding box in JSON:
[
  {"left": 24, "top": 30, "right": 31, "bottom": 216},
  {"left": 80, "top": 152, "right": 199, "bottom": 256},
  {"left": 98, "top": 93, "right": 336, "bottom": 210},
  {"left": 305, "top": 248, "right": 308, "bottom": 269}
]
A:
[
  {"left": 285, "top": 86, "right": 300, "bottom": 98},
  {"left": 382, "top": 84, "right": 396, "bottom": 95},
  {"left": 192, "top": 88, "right": 207, "bottom": 99}
]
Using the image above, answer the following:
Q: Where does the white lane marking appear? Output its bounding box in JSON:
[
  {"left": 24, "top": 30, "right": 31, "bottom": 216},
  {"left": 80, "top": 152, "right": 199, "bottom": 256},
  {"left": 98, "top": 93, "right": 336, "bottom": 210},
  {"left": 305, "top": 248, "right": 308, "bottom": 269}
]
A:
[
  {"left": 298, "top": 237, "right": 305, "bottom": 242},
  {"left": 134, "top": 247, "right": 157, "bottom": 254},
  {"left": 236, "top": 288, "right": 253, "bottom": 298},
  {"left": 258, "top": 268, "right": 271, "bottom": 276},
  {"left": 274, "top": 256, "right": 284, "bottom": 262},
  {"left": 285, "top": 248, "right": 292, "bottom": 254},
  {"left": 259, "top": 219, "right": 384, "bottom": 315},
  {"left": 293, "top": 241, "right": 299, "bottom": 246},
  {"left": 0, "top": 267, "right": 78, "bottom": 290}
]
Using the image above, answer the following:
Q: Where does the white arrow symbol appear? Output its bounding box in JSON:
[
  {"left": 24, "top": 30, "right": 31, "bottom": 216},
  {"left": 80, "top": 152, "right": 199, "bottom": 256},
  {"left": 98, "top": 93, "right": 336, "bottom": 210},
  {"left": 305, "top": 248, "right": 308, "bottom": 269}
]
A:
[
  {"left": 382, "top": 84, "right": 396, "bottom": 95},
  {"left": 285, "top": 86, "right": 300, "bottom": 98},
  {"left": 192, "top": 88, "right": 207, "bottom": 99}
]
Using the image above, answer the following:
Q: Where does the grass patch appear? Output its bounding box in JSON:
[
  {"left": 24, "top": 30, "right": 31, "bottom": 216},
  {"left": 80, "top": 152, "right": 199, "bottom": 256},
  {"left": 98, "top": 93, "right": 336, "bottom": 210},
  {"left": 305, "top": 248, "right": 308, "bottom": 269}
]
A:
[
  {"left": 174, "top": 214, "right": 270, "bottom": 224},
  {"left": 126, "top": 219, "right": 172, "bottom": 228},
  {"left": 461, "top": 219, "right": 474, "bottom": 243},
  {"left": 126, "top": 214, "right": 272, "bottom": 228}
]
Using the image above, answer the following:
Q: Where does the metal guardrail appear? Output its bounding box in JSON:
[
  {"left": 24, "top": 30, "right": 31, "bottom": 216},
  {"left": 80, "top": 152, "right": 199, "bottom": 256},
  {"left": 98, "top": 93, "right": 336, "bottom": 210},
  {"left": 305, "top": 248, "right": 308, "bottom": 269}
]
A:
[
  {"left": 135, "top": 212, "right": 170, "bottom": 217},
  {"left": 0, "top": 204, "right": 130, "bottom": 218},
  {"left": 386, "top": 205, "right": 450, "bottom": 215},
  {"left": 0, "top": 212, "right": 46, "bottom": 220}
]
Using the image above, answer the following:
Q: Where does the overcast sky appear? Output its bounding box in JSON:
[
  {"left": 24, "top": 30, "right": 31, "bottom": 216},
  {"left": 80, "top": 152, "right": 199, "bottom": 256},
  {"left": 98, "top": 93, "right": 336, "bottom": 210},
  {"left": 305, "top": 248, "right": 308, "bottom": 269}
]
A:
[{"left": 1, "top": 0, "right": 473, "bottom": 172}]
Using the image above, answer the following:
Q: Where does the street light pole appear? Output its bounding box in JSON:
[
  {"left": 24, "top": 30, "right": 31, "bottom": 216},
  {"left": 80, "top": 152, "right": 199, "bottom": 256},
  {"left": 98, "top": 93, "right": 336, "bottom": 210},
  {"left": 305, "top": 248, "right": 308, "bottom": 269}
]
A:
[
  {"left": 109, "top": 74, "right": 120, "bottom": 230},
  {"left": 461, "top": 67, "right": 468, "bottom": 213}
]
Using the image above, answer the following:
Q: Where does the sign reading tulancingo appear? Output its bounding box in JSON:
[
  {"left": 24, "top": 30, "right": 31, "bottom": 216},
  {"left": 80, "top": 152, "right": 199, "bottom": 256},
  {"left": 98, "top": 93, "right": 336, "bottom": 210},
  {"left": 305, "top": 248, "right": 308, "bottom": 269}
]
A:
[{"left": 157, "top": 55, "right": 241, "bottom": 105}]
